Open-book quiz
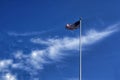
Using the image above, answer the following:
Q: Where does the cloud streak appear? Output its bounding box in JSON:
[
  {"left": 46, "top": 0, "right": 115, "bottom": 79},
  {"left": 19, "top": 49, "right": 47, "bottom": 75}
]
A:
[
  {"left": 0, "top": 23, "right": 119, "bottom": 80},
  {"left": 14, "top": 23, "right": 119, "bottom": 70},
  {"left": 31, "top": 23, "right": 119, "bottom": 48},
  {"left": 28, "top": 23, "right": 119, "bottom": 65},
  {"left": 7, "top": 29, "right": 54, "bottom": 36}
]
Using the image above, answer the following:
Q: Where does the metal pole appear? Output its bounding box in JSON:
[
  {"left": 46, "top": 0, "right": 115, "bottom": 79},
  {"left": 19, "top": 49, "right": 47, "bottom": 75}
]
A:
[{"left": 80, "top": 17, "right": 82, "bottom": 80}]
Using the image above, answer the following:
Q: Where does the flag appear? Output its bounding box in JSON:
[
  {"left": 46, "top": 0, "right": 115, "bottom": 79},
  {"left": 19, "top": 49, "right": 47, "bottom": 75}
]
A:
[{"left": 66, "top": 20, "right": 80, "bottom": 30}]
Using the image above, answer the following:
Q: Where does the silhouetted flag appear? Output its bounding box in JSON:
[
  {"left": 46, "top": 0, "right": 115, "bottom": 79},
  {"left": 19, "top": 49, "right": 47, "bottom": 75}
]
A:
[{"left": 66, "top": 20, "right": 80, "bottom": 30}]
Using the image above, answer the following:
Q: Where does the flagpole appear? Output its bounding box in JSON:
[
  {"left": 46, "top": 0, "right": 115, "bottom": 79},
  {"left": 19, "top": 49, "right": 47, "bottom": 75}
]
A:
[{"left": 79, "top": 17, "right": 82, "bottom": 80}]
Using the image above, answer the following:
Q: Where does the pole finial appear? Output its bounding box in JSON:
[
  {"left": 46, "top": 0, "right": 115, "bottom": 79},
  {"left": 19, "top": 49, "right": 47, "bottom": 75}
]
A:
[{"left": 80, "top": 17, "right": 82, "bottom": 20}]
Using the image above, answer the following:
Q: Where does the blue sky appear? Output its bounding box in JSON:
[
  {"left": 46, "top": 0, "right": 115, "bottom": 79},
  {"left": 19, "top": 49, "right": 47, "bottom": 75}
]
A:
[{"left": 0, "top": 0, "right": 120, "bottom": 80}]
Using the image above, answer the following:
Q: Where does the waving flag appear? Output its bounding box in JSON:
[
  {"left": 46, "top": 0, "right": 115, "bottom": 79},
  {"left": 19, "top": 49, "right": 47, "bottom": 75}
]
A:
[{"left": 66, "top": 20, "right": 80, "bottom": 30}]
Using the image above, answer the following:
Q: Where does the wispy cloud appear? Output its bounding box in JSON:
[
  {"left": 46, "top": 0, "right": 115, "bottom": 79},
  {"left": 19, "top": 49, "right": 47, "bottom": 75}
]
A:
[
  {"left": 0, "top": 60, "right": 13, "bottom": 72},
  {"left": 0, "top": 23, "right": 119, "bottom": 79},
  {"left": 14, "top": 23, "right": 119, "bottom": 70},
  {"left": 2, "top": 73, "right": 17, "bottom": 80},
  {"left": 8, "top": 31, "right": 46, "bottom": 36},
  {"left": 7, "top": 29, "right": 54, "bottom": 36},
  {"left": 31, "top": 23, "right": 119, "bottom": 49}
]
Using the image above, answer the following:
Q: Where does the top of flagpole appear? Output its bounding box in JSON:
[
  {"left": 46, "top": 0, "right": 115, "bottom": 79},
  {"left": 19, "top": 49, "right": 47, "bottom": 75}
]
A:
[{"left": 80, "top": 17, "right": 82, "bottom": 21}]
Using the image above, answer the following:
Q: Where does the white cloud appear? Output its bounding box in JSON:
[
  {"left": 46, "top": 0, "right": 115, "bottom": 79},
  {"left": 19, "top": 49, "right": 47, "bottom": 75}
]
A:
[
  {"left": 2, "top": 73, "right": 17, "bottom": 80},
  {"left": 31, "top": 23, "right": 119, "bottom": 47},
  {"left": 30, "top": 38, "right": 50, "bottom": 45},
  {"left": 13, "top": 51, "right": 28, "bottom": 59},
  {"left": 30, "top": 23, "right": 119, "bottom": 60},
  {"left": 0, "top": 60, "right": 13, "bottom": 71},
  {"left": 0, "top": 23, "right": 119, "bottom": 80},
  {"left": 8, "top": 23, "right": 117, "bottom": 74}
]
